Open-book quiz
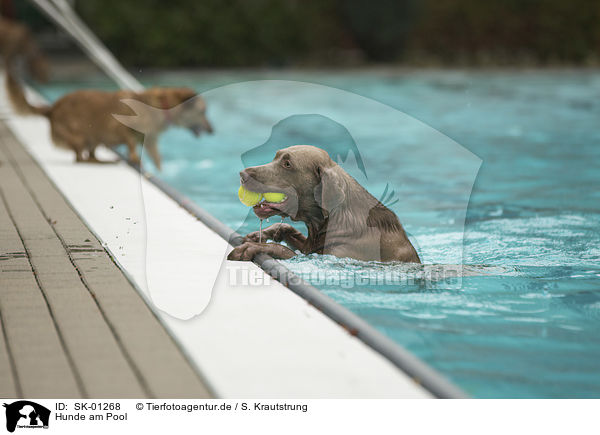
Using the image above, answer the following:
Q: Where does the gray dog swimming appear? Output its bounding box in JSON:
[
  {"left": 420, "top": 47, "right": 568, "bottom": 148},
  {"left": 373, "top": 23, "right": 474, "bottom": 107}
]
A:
[{"left": 228, "top": 145, "right": 420, "bottom": 263}]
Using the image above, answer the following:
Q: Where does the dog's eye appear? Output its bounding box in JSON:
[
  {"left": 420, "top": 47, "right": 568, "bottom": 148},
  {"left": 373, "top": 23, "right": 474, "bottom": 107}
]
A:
[{"left": 283, "top": 160, "right": 292, "bottom": 169}]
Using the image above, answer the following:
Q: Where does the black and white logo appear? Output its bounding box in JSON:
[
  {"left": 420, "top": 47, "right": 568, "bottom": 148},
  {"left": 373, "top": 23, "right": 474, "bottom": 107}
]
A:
[{"left": 3, "top": 401, "right": 50, "bottom": 433}]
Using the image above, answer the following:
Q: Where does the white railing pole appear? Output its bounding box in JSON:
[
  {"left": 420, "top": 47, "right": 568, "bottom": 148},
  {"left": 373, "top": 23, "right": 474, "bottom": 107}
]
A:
[{"left": 28, "top": 0, "right": 144, "bottom": 91}]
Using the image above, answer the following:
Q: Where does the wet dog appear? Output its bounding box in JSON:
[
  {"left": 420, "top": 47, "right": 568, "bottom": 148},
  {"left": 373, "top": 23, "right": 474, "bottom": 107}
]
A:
[{"left": 228, "top": 145, "right": 420, "bottom": 262}]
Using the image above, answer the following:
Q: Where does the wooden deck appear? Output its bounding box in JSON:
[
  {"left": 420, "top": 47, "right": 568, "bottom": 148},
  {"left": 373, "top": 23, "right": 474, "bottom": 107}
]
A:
[{"left": 0, "top": 122, "right": 211, "bottom": 398}]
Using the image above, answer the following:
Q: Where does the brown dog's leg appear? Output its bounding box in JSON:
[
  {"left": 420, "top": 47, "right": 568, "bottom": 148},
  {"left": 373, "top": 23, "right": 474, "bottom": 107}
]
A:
[
  {"left": 75, "top": 149, "right": 84, "bottom": 162},
  {"left": 125, "top": 138, "right": 140, "bottom": 165},
  {"left": 87, "top": 146, "right": 98, "bottom": 162},
  {"left": 227, "top": 242, "right": 296, "bottom": 261},
  {"left": 144, "top": 135, "right": 161, "bottom": 170},
  {"left": 243, "top": 223, "right": 306, "bottom": 250},
  {"left": 51, "top": 124, "right": 87, "bottom": 164}
]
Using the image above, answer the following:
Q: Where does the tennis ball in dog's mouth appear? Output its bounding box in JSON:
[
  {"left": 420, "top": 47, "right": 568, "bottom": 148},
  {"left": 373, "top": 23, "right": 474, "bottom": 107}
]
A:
[
  {"left": 238, "top": 185, "right": 263, "bottom": 206},
  {"left": 263, "top": 192, "right": 287, "bottom": 203}
]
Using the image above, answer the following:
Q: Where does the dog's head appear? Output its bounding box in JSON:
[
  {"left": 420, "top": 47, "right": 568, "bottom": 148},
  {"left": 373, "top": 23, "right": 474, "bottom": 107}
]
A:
[
  {"left": 145, "top": 87, "right": 214, "bottom": 136},
  {"left": 240, "top": 145, "right": 350, "bottom": 222}
]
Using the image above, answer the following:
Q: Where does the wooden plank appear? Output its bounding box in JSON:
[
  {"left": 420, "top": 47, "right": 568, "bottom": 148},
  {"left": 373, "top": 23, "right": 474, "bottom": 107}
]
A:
[
  {"left": 0, "top": 136, "right": 146, "bottom": 398},
  {"left": 1, "top": 124, "right": 211, "bottom": 398},
  {"left": 0, "top": 182, "right": 81, "bottom": 398},
  {"left": 0, "top": 304, "right": 19, "bottom": 398}
]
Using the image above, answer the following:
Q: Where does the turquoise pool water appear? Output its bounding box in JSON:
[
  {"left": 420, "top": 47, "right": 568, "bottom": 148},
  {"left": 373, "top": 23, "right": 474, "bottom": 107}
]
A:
[{"left": 39, "top": 69, "right": 600, "bottom": 398}]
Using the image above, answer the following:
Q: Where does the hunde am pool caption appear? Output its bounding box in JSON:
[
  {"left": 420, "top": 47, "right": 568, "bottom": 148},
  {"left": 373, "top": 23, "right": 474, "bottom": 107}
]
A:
[{"left": 52, "top": 401, "right": 308, "bottom": 421}]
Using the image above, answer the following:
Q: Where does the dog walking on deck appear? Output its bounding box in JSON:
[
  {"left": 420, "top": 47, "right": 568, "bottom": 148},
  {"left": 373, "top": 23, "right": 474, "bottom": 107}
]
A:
[{"left": 5, "top": 67, "right": 213, "bottom": 169}]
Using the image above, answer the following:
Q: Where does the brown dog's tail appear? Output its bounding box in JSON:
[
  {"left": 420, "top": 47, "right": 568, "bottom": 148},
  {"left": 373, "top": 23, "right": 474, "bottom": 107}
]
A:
[
  {"left": 5, "top": 66, "right": 51, "bottom": 116},
  {"left": 23, "top": 32, "right": 50, "bottom": 83},
  {"left": 26, "top": 51, "right": 50, "bottom": 83}
]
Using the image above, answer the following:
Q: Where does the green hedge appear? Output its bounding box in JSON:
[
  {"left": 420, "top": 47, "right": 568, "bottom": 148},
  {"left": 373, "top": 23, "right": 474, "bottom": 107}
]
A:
[
  {"left": 17, "top": 0, "right": 600, "bottom": 66},
  {"left": 76, "top": 0, "right": 347, "bottom": 67},
  {"left": 408, "top": 0, "right": 600, "bottom": 64}
]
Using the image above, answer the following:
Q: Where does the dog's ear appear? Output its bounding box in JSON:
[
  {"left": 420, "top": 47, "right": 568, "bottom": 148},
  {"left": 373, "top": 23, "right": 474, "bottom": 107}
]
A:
[{"left": 314, "top": 165, "right": 346, "bottom": 213}]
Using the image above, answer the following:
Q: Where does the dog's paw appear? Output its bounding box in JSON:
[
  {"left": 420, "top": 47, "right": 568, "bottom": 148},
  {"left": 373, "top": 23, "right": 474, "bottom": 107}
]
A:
[
  {"left": 242, "top": 232, "right": 260, "bottom": 243},
  {"left": 227, "top": 242, "right": 262, "bottom": 261},
  {"left": 227, "top": 241, "right": 295, "bottom": 261},
  {"left": 243, "top": 231, "right": 272, "bottom": 244},
  {"left": 243, "top": 223, "right": 286, "bottom": 244}
]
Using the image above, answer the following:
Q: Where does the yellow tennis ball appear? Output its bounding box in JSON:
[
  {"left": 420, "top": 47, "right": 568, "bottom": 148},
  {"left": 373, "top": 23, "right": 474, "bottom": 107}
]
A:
[
  {"left": 238, "top": 185, "right": 263, "bottom": 206},
  {"left": 263, "top": 192, "right": 287, "bottom": 203}
]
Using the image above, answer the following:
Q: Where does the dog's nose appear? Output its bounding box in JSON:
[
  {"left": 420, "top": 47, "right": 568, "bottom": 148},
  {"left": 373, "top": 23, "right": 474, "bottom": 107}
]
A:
[{"left": 239, "top": 170, "right": 250, "bottom": 184}]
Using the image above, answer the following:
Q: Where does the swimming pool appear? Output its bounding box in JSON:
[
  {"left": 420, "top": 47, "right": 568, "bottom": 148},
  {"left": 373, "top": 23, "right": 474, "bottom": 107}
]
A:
[{"left": 39, "top": 69, "right": 600, "bottom": 398}]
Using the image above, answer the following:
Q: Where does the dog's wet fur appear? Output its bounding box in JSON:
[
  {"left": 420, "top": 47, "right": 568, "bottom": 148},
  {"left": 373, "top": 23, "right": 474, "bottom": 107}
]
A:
[{"left": 228, "top": 145, "right": 420, "bottom": 263}]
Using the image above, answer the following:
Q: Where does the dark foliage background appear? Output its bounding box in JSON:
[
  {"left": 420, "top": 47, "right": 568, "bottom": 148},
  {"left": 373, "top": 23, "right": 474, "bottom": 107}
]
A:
[{"left": 16, "top": 0, "right": 600, "bottom": 67}]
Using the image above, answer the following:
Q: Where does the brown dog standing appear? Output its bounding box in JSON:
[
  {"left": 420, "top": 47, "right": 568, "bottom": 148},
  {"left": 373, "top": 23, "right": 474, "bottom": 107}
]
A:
[
  {"left": 5, "top": 68, "right": 213, "bottom": 169},
  {"left": 228, "top": 145, "right": 420, "bottom": 263}
]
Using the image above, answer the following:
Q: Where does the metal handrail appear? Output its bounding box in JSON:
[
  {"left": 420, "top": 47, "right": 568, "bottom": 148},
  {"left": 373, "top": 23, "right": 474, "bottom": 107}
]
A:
[{"left": 29, "top": 0, "right": 143, "bottom": 91}]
